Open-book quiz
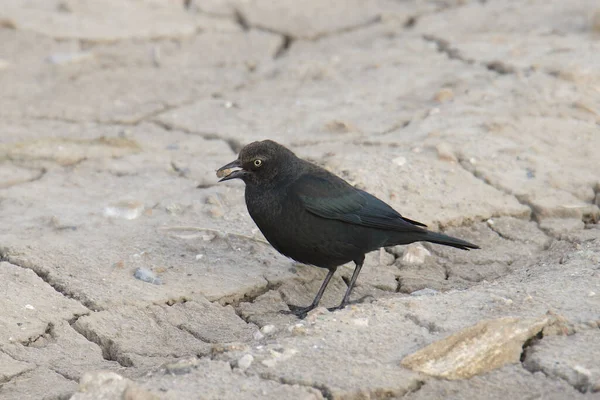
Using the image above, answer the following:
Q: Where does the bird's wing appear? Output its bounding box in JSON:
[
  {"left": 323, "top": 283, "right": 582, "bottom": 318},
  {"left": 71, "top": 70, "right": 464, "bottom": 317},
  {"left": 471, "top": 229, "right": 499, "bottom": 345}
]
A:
[{"left": 291, "top": 172, "right": 427, "bottom": 232}]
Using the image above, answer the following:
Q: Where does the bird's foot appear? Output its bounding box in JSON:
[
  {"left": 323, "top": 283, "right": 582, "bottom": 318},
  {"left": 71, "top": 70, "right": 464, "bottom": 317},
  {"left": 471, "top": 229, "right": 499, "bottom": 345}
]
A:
[
  {"left": 327, "top": 303, "right": 347, "bottom": 313},
  {"left": 280, "top": 304, "right": 317, "bottom": 318}
]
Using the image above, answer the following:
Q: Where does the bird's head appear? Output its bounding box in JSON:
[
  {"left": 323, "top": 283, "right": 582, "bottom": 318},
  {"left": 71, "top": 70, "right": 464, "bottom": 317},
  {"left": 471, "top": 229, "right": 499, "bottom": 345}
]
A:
[{"left": 216, "top": 140, "right": 297, "bottom": 186}]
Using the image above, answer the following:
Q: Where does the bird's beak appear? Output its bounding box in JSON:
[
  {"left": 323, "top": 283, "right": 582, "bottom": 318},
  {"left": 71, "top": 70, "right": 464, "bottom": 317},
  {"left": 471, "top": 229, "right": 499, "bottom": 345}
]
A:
[{"left": 216, "top": 159, "right": 245, "bottom": 182}]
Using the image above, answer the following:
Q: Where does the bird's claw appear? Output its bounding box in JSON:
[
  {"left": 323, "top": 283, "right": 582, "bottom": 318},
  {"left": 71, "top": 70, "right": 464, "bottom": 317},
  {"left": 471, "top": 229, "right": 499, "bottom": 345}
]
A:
[
  {"left": 280, "top": 303, "right": 349, "bottom": 318},
  {"left": 327, "top": 303, "right": 347, "bottom": 313},
  {"left": 280, "top": 304, "right": 317, "bottom": 318}
]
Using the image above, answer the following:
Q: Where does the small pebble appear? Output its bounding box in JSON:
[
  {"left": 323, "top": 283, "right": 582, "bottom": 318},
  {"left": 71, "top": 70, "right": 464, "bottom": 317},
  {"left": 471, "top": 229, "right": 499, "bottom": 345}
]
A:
[
  {"left": 402, "top": 243, "right": 431, "bottom": 265},
  {"left": 490, "top": 294, "right": 513, "bottom": 305},
  {"left": 216, "top": 168, "right": 233, "bottom": 179},
  {"left": 202, "top": 233, "right": 216, "bottom": 242},
  {"left": 262, "top": 348, "right": 298, "bottom": 368},
  {"left": 166, "top": 203, "right": 183, "bottom": 215},
  {"left": 325, "top": 120, "right": 355, "bottom": 133},
  {"left": 205, "top": 196, "right": 221, "bottom": 206},
  {"left": 526, "top": 168, "right": 535, "bottom": 179},
  {"left": 436, "top": 142, "right": 457, "bottom": 162},
  {"left": 253, "top": 331, "right": 265, "bottom": 341},
  {"left": 288, "top": 323, "right": 307, "bottom": 336},
  {"left": 433, "top": 88, "right": 454, "bottom": 103},
  {"left": 211, "top": 343, "right": 250, "bottom": 355},
  {"left": 261, "top": 325, "right": 276, "bottom": 335},
  {"left": 104, "top": 200, "right": 144, "bottom": 220},
  {"left": 379, "top": 248, "right": 395, "bottom": 266},
  {"left": 208, "top": 207, "right": 225, "bottom": 219},
  {"left": 25, "top": 304, "right": 35, "bottom": 310},
  {"left": 236, "top": 354, "right": 254, "bottom": 371},
  {"left": 392, "top": 156, "right": 407, "bottom": 167},
  {"left": 133, "top": 268, "right": 162, "bottom": 285},
  {"left": 164, "top": 358, "right": 198, "bottom": 375},
  {"left": 573, "top": 365, "right": 592, "bottom": 378}
]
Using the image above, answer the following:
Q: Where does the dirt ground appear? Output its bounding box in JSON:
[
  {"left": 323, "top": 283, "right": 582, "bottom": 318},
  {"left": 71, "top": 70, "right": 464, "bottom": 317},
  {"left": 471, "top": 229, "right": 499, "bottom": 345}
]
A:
[{"left": 1, "top": 1, "right": 599, "bottom": 399}]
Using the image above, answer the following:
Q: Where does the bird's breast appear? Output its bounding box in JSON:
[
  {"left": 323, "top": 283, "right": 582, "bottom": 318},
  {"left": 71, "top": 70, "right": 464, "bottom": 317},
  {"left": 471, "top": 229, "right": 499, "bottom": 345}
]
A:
[{"left": 244, "top": 185, "right": 364, "bottom": 268}]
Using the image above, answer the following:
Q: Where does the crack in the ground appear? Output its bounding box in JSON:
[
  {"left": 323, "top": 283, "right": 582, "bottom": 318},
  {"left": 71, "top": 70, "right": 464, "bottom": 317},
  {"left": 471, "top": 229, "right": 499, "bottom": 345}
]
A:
[
  {"left": 456, "top": 156, "right": 536, "bottom": 222},
  {"left": 405, "top": 313, "right": 443, "bottom": 334},
  {"left": 136, "top": 100, "right": 200, "bottom": 126},
  {"left": 583, "top": 183, "right": 600, "bottom": 224},
  {"left": 443, "top": 263, "right": 451, "bottom": 281},
  {"left": 25, "top": 114, "right": 90, "bottom": 125},
  {"left": 234, "top": 6, "right": 383, "bottom": 42},
  {"left": 520, "top": 327, "right": 600, "bottom": 394},
  {"left": 20, "top": 323, "right": 55, "bottom": 347},
  {"left": 486, "top": 223, "right": 518, "bottom": 242},
  {"left": 519, "top": 329, "right": 544, "bottom": 363},
  {"left": 164, "top": 297, "right": 190, "bottom": 307},
  {"left": 70, "top": 322, "right": 132, "bottom": 368},
  {"left": 423, "top": 34, "right": 524, "bottom": 77},
  {"left": 150, "top": 120, "right": 242, "bottom": 154},
  {"left": 515, "top": 193, "right": 599, "bottom": 226},
  {"left": 423, "top": 34, "right": 472, "bottom": 64},
  {"left": 23, "top": 97, "right": 197, "bottom": 128},
  {"left": 308, "top": 16, "right": 382, "bottom": 41},
  {"left": 0, "top": 352, "right": 35, "bottom": 385},
  {"left": 233, "top": 9, "right": 251, "bottom": 31},
  {"left": 69, "top": 303, "right": 215, "bottom": 370},
  {"left": 217, "top": 279, "right": 276, "bottom": 309},
  {"left": 395, "top": 276, "right": 402, "bottom": 293},
  {"left": 274, "top": 34, "right": 294, "bottom": 59},
  {"left": 219, "top": 273, "right": 307, "bottom": 323},
  {"left": 49, "top": 367, "right": 78, "bottom": 383},
  {"left": 66, "top": 314, "right": 129, "bottom": 369},
  {"left": 403, "top": 379, "right": 427, "bottom": 397},
  {"left": 424, "top": 32, "right": 592, "bottom": 86},
  {"left": 518, "top": 329, "right": 594, "bottom": 393},
  {"left": 0, "top": 252, "right": 95, "bottom": 311},
  {"left": 256, "top": 372, "right": 334, "bottom": 400},
  {"left": 486, "top": 60, "right": 518, "bottom": 75},
  {"left": 174, "top": 324, "right": 216, "bottom": 345},
  {"left": 257, "top": 370, "right": 427, "bottom": 400},
  {"left": 0, "top": 166, "right": 47, "bottom": 189}
]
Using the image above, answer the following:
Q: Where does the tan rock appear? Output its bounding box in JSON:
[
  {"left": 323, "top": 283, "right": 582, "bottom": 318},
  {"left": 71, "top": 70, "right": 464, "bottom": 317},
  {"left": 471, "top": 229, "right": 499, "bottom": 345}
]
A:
[
  {"left": 401, "top": 316, "right": 550, "bottom": 379},
  {"left": 434, "top": 88, "right": 454, "bottom": 103}
]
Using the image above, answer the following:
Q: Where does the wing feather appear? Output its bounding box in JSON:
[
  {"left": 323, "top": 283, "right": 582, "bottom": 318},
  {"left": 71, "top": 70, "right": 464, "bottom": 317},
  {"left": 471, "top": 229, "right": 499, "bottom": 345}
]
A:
[{"left": 292, "top": 173, "right": 426, "bottom": 232}]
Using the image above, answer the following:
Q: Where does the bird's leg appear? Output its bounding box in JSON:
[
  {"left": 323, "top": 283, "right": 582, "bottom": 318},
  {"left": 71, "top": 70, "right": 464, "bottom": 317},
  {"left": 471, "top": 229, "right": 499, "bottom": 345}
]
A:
[
  {"left": 284, "top": 267, "right": 337, "bottom": 318},
  {"left": 329, "top": 257, "right": 364, "bottom": 312}
]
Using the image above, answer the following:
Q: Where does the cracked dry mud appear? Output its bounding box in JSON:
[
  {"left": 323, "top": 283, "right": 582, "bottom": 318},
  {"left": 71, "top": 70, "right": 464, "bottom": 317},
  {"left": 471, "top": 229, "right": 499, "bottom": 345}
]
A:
[{"left": 1, "top": 0, "right": 599, "bottom": 399}]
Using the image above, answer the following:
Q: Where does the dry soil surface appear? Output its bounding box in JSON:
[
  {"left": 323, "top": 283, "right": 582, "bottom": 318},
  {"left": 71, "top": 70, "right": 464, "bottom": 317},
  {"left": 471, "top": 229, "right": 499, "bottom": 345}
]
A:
[{"left": 1, "top": 1, "right": 599, "bottom": 399}]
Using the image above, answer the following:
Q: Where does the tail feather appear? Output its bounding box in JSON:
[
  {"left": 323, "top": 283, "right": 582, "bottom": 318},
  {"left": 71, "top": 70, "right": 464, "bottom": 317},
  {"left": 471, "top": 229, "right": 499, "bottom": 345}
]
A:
[{"left": 421, "top": 231, "right": 479, "bottom": 251}]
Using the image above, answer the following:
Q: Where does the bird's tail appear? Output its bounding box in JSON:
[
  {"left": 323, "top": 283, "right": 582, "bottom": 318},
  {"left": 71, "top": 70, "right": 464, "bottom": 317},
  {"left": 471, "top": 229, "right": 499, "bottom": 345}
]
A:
[{"left": 420, "top": 231, "right": 479, "bottom": 251}]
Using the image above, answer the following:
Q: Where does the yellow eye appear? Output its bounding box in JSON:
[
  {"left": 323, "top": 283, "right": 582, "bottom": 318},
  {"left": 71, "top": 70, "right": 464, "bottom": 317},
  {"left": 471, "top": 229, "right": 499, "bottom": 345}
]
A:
[{"left": 253, "top": 159, "right": 263, "bottom": 167}]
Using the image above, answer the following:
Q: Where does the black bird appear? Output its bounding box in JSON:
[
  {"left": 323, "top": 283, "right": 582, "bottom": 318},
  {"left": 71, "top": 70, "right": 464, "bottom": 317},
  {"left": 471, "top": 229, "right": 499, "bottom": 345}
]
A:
[{"left": 217, "top": 140, "right": 479, "bottom": 317}]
